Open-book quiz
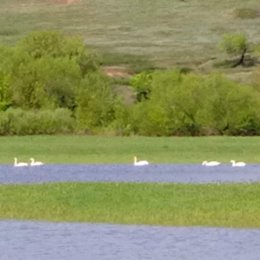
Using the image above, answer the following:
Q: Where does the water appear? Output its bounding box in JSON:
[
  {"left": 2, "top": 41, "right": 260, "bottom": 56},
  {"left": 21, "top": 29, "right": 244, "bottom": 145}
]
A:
[
  {"left": 0, "top": 163, "right": 260, "bottom": 184},
  {"left": 0, "top": 220, "right": 259, "bottom": 260},
  {"left": 1, "top": 164, "right": 259, "bottom": 259}
]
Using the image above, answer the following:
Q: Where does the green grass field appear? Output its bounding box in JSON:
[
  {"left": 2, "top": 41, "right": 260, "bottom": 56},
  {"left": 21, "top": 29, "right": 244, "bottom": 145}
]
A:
[
  {"left": 0, "top": 135, "right": 259, "bottom": 164},
  {"left": 1, "top": 135, "right": 260, "bottom": 227},
  {"left": 1, "top": 183, "right": 260, "bottom": 227},
  {"left": 0, "top": 0, "right": 259, "bottom": 71}
]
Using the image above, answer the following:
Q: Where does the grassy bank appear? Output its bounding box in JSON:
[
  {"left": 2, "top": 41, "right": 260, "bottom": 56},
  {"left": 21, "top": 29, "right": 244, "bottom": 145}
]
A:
[
  {"left": 0, "top": 183, "right": 260, "bottom": 227},
  {"left": 0, "top": 135, "right": 259, "bottom": 164}
]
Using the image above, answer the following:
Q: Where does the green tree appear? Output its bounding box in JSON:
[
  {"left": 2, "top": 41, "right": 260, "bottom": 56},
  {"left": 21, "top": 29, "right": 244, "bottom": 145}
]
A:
[
  {"left": 219, "top": 33, "right": 249, "bottom": 67},
  {"left": 18, "top": 31, "right": 99, "bottom": 75},
  {"left": 0, "top": 46, "right": 14, "bottom": 110},
  {"left": 76, "top": 72, "right": 115, "bottom": 132},
  {"left": 8, "top": 31, "right": 99, "bottom": 110}
]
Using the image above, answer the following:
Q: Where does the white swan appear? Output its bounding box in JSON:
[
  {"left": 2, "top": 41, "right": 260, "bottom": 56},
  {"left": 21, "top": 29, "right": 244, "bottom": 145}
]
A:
[
  {"left": 202, "top": 161, "right": 221, "bottom": 166},
  {"left": 134, "top": 156, "right": 149, "bottom": 166},
  {"left": 30, "top": 158, "right": 44, "bottom": 166},
  {"left": 230, "top": 160, "right": 246, "bottom": 167},
  {"left": 14, "top": 157, "right": 29, "bottom": 167}
]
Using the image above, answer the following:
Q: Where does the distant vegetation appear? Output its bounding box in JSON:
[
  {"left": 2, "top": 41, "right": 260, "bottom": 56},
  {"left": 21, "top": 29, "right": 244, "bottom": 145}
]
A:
[{"left": 0, "top": 31, "right": 260, "bottom": 136}]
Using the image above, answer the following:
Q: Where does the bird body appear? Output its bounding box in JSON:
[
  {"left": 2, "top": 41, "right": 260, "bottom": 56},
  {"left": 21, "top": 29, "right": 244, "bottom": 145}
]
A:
[
  {"left": 134, "top": 156, "right": 149, "bottom": 166},
  {"left": 230, "top": 160, "right": 246, "bottom": 167},
  {"left": 14, "top": 157, "right": 29, "bottom": 167},
  {"left": 30, "top": 158, "right": 44, "bottom": 166},
  {"left": 202, "top": 161, "right": 221, "bottom": 166}
]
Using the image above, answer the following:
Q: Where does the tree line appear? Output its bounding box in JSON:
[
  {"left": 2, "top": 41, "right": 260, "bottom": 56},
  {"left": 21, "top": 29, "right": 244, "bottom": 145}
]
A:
[{"left": 0, "top": 31, "right": 260, "bottom": 136}]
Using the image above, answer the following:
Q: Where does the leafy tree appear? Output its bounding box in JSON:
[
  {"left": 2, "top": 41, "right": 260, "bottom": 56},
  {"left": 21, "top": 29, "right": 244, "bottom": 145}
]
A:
[
  {"left": 0, "top": 46, "right": 14, "bottom": 110},
  {"left": 8, "top": 31, "right": 99, "bottom": 110},
  {"left": 219, "top": 33, "right": 249, "bottom": 67},
  {"left": 17, "top": 30, "right": 99, "bottom": 75},
  {"left": 131, "top": 71, "right": 153, "bottom": 101},
  {"left": 76, "top": 72, "right": 115, "bottom": 132}
]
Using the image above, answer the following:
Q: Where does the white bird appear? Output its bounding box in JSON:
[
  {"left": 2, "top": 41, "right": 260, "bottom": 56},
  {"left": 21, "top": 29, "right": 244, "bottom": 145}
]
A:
[
  {"left": 14, "top": 157, "right": 29, "bottom": 167},
  {"left": 202, "top": 161, "right": 221, "bottom": 166},
  {"left": 30, "top": 158, "right": 44, "bottom": 166},
  {"left": 230, "top": 160, "right": 246, "bottom": 167},
  {"left": 134, "top": 156, "right": 149, "bottom": 166}
]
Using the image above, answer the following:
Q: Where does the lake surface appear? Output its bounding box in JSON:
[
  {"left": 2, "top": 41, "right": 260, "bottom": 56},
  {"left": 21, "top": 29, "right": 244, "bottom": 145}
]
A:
[
  {"left": 0, "top": 163, "right": 260, "bottom": 184},
  {"left": 1, "top": 220, "right": 259, "bottom": 260},
  {"left": 1, "top": 164, "right": 259, "bottom": 259}
]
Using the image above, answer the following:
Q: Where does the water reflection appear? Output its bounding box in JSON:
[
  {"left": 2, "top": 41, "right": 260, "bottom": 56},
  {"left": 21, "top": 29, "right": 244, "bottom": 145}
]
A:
[{"left": 0, "top": 220, "right": 259, "bottom": 260}]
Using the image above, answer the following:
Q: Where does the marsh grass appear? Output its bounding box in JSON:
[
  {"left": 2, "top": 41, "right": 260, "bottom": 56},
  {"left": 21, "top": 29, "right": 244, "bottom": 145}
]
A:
[
  {"left": 0, "top": 135, "right": 260, "bottom": 164},
  {"left": 1, "top": 183, "right": 260, "bottom": 227}
]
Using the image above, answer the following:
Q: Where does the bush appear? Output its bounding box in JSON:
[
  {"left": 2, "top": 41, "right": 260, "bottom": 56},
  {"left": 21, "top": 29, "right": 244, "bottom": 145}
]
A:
[
  {"left": 130, "top": 71, "right": 260, "bottom": 136},
  {"left": 0, "top": 108, "right": 75, "bottom": 135},
  {"left": 76, "top": 72, "right": 115, "bottom": 132},
  {"left": 234, "top": 8, "right": 258, "bottom": 19}
]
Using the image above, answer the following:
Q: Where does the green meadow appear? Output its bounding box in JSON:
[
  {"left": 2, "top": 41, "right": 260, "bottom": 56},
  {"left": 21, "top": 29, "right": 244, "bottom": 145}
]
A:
[
  {"left": 1, "top": 183, "right": 260, "bottom": 227},
  {"left": 0, "top": 135, "right": 259, "bottom": 164}
]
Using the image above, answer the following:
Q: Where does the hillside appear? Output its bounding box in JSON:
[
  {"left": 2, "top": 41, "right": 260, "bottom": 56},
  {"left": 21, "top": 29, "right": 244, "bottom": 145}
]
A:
[{"left": 0, "top": 0, "right": 260, "bottom": 79}]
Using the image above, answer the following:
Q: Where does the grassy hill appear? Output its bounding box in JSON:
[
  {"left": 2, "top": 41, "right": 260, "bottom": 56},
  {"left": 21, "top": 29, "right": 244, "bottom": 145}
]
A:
[{"left": 0, "top": 0, "right": 260, "bottom": 77}]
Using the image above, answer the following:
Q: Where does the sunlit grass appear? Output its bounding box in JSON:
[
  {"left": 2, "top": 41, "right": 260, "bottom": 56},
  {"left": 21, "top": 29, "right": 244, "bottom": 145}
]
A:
[
  {"left": 1, "top": 182, "right": 260, "bottom": 227},
  {"left": 0, "top": 135, "right": 259, "bottom": 164}
]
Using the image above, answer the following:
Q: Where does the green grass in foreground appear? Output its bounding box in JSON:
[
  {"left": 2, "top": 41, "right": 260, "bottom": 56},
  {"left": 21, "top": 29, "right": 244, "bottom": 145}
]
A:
[
  {"left": 0, "top": 135, "right": 259, "bottom": 164},
  {"left": 0, "top": 183, "right": 260, "bottom": 228}
]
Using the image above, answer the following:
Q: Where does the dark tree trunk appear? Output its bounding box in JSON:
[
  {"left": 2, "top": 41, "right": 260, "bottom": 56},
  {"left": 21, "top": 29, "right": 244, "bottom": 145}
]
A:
[{"left": 232, "top": 47, "right": 247, "bottom": 67}]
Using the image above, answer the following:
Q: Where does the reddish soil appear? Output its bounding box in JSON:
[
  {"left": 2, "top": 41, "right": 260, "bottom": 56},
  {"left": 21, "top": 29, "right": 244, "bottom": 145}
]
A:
[
  {"left": 50, "top": 0, "right": 81, "bottom": 5},
  {"left": 102, "top": 66, "right": 132, "bottom": 78}
]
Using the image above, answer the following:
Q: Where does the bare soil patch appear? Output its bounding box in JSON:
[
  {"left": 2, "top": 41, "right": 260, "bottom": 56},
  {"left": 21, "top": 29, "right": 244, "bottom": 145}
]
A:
[{"left": 102, "top": 66, "right": 133, "bottom": 78}]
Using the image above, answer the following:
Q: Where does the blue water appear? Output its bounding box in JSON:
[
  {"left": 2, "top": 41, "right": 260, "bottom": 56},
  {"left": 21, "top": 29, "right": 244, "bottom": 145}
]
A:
[
  {"left": 0, "top": 220, "right": 259, "bottom": 260},
  {"left": 0, "top": 163, "right": 260, "bottom": 184},
  {"left": 1, "top": 164, "right": 259, "bottom": 259}
]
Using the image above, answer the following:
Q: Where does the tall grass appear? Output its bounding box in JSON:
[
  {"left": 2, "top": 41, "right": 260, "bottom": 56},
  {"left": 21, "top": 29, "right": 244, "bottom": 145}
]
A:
[
  {"left": 0, "top": 135, "right": 259, "bottom": 164},
  {"left": 1, "top": 183, "right": 259, "bottom": 227}
]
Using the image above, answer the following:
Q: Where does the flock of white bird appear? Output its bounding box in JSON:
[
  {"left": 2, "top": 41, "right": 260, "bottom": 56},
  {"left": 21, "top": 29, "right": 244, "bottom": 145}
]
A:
[
  {"left": 14, "top": 157, "right": 44, "bottom": 167},
  {"left": 13, "top": 156, "right": 246, "bottom": 167},
  {"left": 202, "top": 160, "right": 246, "bottom": 167},
  {"left": 133, "top": 157, "right": 247, "bottom": 167}
]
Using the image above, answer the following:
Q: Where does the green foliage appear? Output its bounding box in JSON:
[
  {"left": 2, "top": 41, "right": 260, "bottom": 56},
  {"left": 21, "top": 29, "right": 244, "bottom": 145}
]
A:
[
  {"left": 130, "top": 70, "right": 260, "bottom": 136},
  {"left": 0, "top": 46, "right": 14, "bottom": 110},
  {"left": 131, "top": 71, "right": 153, "bottom": 101},
  {"left": 200, "top": 74, "right": 260, "bottom": 135},
  {"left": 219, "top": 33, "right": 248, "bottom": 56},
  {"left": 110, "top": 100, "right": 133, "bottom": 136},
  {"left": 76, "top": 72, "right": 115, "bottom": 132},
  {"left": 0, "top": 31, "right": 259, "bottom": 136},
  {"left": 0, "top": 108, "right": 75, "bottom": 135},
  {"left": 3, "top": 31, "right": 99, "bottom": 110}
]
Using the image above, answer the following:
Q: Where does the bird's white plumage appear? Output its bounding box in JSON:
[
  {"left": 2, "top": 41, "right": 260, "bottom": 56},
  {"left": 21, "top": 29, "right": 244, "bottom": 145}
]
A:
[
  {"left": 14, "top": 157, "right": 29, "bottom": 167},
  {"left": 202, "top": 161, "right": 221, "bottom": 166},
  {"left": 30, "top": 158, "right": 44, "bottom": 166},
  {"left": 230, "top": 160, "right": 246, "bottom": 167},
  {"left": 134, "top": 156, "right": 149, "bottom": 166}
]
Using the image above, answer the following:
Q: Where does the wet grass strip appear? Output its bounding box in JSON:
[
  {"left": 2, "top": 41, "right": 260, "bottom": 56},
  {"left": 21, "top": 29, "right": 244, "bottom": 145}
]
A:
[{"left": 0, "top": 183, "right": 260, "bottom": 227}]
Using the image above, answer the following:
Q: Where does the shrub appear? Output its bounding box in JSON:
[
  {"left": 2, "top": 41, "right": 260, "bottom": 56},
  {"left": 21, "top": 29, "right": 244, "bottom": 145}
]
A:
[
  {"left": 76, "top": 72, "right": 115, "bottom": 132},
  {"left": 0, "top": 108, "right": 75, "bottom": 135},
  {"left": 234, "top": 8, "right": 258, "bottom": 19}
]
